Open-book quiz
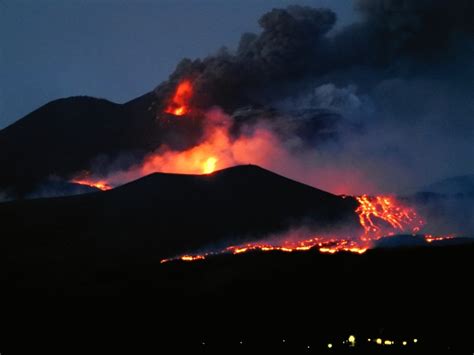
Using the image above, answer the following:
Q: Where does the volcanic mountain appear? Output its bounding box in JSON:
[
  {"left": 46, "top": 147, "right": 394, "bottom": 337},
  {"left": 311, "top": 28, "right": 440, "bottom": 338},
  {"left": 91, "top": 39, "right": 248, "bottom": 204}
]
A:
[
  {"left": 0, "top": 93, "right": 342, "bottom": 199},
  {"left": 0, "top": 92, "right": 213, "bottom": 197},
  {"left": 1, "top": 165, "right": 359, "bottom": 287}
]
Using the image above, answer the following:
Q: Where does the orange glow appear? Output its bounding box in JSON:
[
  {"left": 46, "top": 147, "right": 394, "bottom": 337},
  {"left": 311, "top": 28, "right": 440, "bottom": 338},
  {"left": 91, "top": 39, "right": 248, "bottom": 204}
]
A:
[
  {"left": 70, "top": 109, "right": 373, "bottom": 192},
  {"left": 72, "top": 178, "right": 112, "bottom": 191},
  {"left": 69, "top": 111, "right": 284, "bottom": 187},
  {"left": 133, "top": 111, "right": 289, "bottom": 176},
  {"left": 139, "top": 123, "right": 232, "bottom": 175},
  {"left": 164, "top": 80, "right": 193, "bottom": 116},
  {"left": 202, "top": 157, "right": 218, "bottom": 174}
]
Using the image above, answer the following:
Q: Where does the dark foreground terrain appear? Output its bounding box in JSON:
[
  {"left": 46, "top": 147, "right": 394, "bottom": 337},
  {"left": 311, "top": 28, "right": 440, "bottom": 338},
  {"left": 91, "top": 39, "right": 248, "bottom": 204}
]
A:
[
  {"left": 2, "top": 165, "right": 358, "bottom": 282},
  {"left": 1, "top": 166, "right": 473, "bottom": 354},
  {"left": 2, "top": 244, "right": 473, "bottom": 354}
]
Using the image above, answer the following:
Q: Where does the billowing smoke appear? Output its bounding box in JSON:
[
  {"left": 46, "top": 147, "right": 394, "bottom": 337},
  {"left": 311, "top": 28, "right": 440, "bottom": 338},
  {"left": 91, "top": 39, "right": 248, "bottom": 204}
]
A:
[
  {"left": 355, "top": 0, "right": 474, "bottom": 56},
  {"left": 154, "top": 6, "right": 338, "bottom": 112},
  {"left": 155, "top": 1, "right": 473, "bottom": 110},
  {"left": 160, "top": 1, "right": 473, "bottom": 192}
]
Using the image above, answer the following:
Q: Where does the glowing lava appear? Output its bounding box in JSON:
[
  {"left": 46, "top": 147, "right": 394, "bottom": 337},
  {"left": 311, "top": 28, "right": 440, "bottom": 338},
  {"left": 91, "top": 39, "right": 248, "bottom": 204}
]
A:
[
  {"left": 160, "top": 195, "right": 455, "bottom": 264},
  {"left": 355, "top": 194, "right": 425, "bottom": 240},
  {"left": 72, "top": 178, "right": 112, "bottom": 191},
  {"left": 424, "top": 234, "right": 455, "bottom": 243},
  {"left": 180, "top": 255, "right": 206, "bottom": 262},
  {"left": 160, "top": 237, "right": 368, "bottom": 264},
  {"left": 164, "top": 80, "right": 193, "bottom": 116},
  {"left": 202, "top": 157, "right": 218, "bottom": 174}
]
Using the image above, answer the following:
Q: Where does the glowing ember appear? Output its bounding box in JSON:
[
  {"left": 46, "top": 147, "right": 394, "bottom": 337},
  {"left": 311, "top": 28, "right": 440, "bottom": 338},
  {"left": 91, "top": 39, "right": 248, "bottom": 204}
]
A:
[
  {"left": 72, "top": 178, "right": 112, "bottom": 191},
  {"left": 164, "top": 80, "right": 193, "bottom": 116}
]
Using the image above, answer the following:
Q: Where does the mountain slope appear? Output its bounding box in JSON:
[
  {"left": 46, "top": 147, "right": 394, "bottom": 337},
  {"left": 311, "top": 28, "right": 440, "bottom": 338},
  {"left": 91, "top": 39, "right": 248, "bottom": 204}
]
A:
[
  {"left": 1, "top": 165, "right": 359, "bottom": 269},
  {"left": 0, "top": 92, "right": 204, "bottom": 196}
]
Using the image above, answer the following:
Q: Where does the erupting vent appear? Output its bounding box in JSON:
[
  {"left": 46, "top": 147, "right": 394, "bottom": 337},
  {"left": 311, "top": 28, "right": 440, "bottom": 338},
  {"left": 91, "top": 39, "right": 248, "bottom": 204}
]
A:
[{"left": 164, "top": 80, "right": 193, "bottom": 116}]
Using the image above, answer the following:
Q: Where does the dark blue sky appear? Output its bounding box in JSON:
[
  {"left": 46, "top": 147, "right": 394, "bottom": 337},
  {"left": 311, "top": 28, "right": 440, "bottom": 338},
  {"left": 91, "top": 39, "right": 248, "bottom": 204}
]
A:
[{"left": 0, "top": 0, "right": 354, "bottom": 128}]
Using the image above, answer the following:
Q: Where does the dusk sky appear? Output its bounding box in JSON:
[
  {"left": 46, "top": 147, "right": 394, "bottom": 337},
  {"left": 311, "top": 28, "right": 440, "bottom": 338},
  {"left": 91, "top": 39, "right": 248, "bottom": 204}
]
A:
[{"left": 0, "top": 0, "right": 354, "bottom": 128}]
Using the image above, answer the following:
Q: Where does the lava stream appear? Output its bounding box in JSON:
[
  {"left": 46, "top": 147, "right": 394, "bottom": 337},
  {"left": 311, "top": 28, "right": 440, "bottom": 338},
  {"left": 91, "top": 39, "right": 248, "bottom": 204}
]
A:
[
  {"left": 355, "top": 194, "right": 425, "bottom": 240},
  {"left": 72, "top": 178, "right": 112, "bottom": 191},
  {"left": 424, "top": 234, "right": 455, "bottom": 243},
  {"left": 160, "top": 237, "right": 368, "bottom": 264},
  {"left": 160, "top": 195, "right": 453, "bottom": 264}
]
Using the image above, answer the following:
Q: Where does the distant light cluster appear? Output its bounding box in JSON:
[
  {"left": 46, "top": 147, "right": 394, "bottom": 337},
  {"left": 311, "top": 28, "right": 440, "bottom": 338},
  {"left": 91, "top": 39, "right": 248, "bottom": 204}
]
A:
[{"left": 198, "top": 334, "right": 421, "bottom": 351}]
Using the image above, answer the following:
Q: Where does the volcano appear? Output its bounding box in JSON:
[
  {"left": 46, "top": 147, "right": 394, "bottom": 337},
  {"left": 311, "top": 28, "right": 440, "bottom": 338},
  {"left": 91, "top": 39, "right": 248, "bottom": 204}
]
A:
[
  {"left": 0, "top": 92, "right": 210, "bottom": 198},
  {"left": 1, "top": 165, "right": 358, "bottom": 285}
]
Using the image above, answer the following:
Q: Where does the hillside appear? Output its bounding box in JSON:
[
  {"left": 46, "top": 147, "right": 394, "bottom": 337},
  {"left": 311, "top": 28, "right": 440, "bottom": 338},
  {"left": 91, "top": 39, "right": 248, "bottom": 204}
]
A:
[
  {"left": 1, "top": 165, "right": 359, "bottom": 288},
  {"left": 0, "top": 92, "right": 205, "bottom": 196}
]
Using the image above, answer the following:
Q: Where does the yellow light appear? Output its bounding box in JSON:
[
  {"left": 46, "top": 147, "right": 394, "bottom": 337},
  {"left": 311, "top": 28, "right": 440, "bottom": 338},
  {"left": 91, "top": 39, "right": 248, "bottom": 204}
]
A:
[
  {"left": 327, "top": 343, "right": 333, "bottom": 349},
  {"left": 367, "top": 338, "right": 371, "bottom": 342},
  {"left": 348, "top": 335, "right": 356, "bottom": 343},
  {"left": 376, "top": 338, "right": 382, "bottom": 345},
  {"left": 403, "top": 341, "right": 407, "bottom": 346},
  {"left": 202, "top": 157, "right": 218, "bottom": 174},
  {"left": 413, "top": 339, "right": 418, "bottom": 343},
  {"left": 384, "top": 340, "right": 392, "bottom": 345}
]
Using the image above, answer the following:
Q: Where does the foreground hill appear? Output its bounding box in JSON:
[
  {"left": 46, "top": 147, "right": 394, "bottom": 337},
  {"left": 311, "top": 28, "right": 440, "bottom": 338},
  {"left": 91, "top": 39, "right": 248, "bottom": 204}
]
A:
[
  {"left": 2, "top": 165, "right": 358, "bottom": 283},
  {"left": 3, "top": 243, "right": 473, "bottom": 354}
]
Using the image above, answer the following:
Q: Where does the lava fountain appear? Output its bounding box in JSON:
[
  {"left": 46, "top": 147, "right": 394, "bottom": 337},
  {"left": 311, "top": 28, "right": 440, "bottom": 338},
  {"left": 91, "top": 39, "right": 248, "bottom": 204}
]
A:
[{"left": 164, "top": 80, "right": 193, "bottom": 116}]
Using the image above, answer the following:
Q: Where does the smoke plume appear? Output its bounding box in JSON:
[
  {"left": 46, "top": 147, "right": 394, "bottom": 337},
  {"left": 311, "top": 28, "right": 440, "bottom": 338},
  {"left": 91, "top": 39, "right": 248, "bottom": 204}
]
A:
[{"left": 149, "top": 1, "right": 473, "bottom": 194}]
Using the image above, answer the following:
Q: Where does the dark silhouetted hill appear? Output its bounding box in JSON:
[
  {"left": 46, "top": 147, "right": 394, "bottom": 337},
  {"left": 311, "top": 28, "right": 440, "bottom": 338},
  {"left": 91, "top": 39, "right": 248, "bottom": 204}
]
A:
[
  {"left": 1, "top": 165, "right": 359, "bottom": 279},
  {"left": 0, "top": 93, "right": 204, "bottom": 197}
]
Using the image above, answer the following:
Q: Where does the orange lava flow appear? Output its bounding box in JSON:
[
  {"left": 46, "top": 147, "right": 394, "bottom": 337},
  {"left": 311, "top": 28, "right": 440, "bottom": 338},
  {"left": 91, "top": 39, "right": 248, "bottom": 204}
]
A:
[
  {"left": 225, "top": 238, "right": 368, "bottom": 255},
  {"left": 72, "top": 178, "right": 112, "bottom": 191},
  {"left": 355, "top": 195, "right": 425, "bottom": 240},
  {"left": 160, "top": 195, "right": 455, "bottom": 264},
  {"left": 164, "top": 80, "right": 193, "bottom": 116},
  {"left": 160, "top": 237, "right": 368, "bottom": 264},
  {"left": 424, "top": 234, "right": 455, "bottom": 243}
]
